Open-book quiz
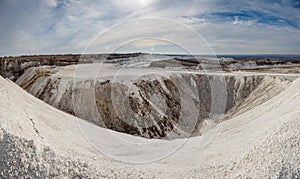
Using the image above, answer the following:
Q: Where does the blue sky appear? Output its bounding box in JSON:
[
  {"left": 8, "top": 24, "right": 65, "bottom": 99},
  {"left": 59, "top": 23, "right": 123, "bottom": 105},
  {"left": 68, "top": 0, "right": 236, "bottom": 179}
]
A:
[{"left": 0, "top": 0, "right": 299, "bottom": 56}]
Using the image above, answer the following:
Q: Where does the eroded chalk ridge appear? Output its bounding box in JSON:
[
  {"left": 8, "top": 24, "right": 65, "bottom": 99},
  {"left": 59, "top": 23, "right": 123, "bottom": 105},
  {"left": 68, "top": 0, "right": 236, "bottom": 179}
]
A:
[
  {"left": 94, "top": 78, "right": 182, "bottom": 139},
  {"left": 16, "top": 67, "right": 289, "bottom": 139}
]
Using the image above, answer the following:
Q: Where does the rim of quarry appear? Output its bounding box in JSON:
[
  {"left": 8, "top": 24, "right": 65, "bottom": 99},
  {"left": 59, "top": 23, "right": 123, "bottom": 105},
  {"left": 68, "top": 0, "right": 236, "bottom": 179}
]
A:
[{"left": 73, "top": 17, "right": 228, "bottom": 163}]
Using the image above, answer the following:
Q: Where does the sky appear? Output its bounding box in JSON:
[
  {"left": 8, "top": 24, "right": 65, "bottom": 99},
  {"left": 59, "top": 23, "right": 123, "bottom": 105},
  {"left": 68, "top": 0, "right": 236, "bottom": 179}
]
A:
[{"left": 0, "top": 0, "right": 300, "bottom": 56}]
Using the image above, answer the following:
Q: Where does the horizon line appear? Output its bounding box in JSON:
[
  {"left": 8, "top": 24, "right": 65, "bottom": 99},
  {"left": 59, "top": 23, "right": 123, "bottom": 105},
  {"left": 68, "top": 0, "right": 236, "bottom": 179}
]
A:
[{"left": 1, "top": 52, "right": 300, "bottom": 58}]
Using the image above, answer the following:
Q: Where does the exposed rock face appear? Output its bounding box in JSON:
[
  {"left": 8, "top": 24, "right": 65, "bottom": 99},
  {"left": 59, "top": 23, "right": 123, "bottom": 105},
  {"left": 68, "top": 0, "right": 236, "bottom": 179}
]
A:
[
  {"left": 0, "top": 59, "right": 79, "bottom": 81},
  {"left": 16, "top": 66, "right": 290, "bottom": 139},
  {"left": 0, "top": 53, "right": 147, "bottom": 81},
  {"left": 93, "top": 78, "right": 181, "bottom": 138}
]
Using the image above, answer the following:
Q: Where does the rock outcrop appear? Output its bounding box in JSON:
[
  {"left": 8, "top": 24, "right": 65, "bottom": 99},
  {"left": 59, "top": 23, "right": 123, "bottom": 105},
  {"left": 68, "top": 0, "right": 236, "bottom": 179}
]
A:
[
  {"left": 0, "top": 53, "right": 149, "bottom": 81},
  {"left": 0, "top": 56, "right": 81, "bottom": 81}
]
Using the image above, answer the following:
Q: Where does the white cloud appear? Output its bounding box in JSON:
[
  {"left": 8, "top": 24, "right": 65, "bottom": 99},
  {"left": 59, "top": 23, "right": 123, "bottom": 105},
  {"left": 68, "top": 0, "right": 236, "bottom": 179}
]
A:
[
  {"left": 112, "top": 0, "right": 157, "bottom": 10},
  {"left": 42, "top": 0, "right": 57, "bottom": 7},
  {"left": 0, "top": 0, "right": 299, "bottom": 56},
  {"left": 233, "top": 17, "right": 243, "bottom": 25}
]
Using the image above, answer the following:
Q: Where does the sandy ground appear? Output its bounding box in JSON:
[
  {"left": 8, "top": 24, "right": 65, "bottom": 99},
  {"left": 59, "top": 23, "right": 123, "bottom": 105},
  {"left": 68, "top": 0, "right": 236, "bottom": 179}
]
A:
[{"left": 0, "top": 73, "right": 300, "bottom": 178}]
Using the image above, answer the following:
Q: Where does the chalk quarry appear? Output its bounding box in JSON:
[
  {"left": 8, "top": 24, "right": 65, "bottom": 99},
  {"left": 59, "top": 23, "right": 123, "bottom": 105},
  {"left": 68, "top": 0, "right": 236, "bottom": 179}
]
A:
[{"left": 0, "top": 54, "right": 300, "bottom": 178}]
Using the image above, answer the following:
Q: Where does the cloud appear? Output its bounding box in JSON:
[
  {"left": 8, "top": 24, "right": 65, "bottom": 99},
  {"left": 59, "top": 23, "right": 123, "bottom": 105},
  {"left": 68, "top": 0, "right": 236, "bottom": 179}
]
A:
[
  {"left": 200, "top": 10, "right": 298, "bottom": 28},
  {"left": 112, "top": 0, "right": 157, "bottom": 11},
  {"left": 0, "top": 0, "right": 299, "bottom": 56}
]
